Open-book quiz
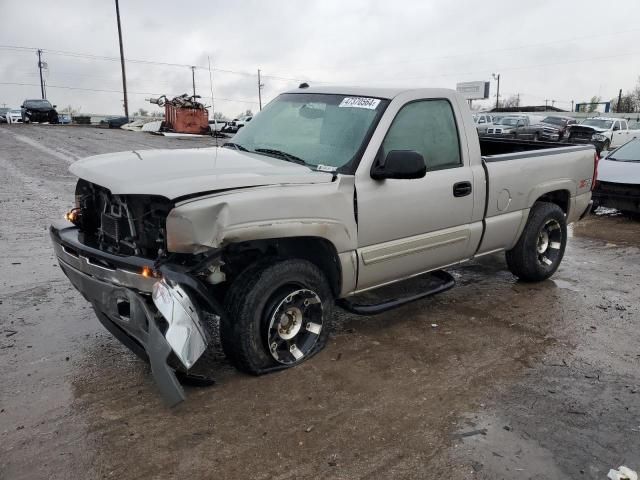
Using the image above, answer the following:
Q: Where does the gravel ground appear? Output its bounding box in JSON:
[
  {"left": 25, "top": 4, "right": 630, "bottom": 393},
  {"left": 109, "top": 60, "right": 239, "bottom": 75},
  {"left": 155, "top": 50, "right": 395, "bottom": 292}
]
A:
[{"left": 0, "top": 125, "right": 638, "bottom": 479}]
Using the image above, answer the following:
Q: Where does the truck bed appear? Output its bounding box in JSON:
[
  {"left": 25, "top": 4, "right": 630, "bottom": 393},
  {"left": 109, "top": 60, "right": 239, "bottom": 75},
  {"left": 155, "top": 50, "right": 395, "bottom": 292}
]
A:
[
  {"left": 479, "top": 137, "right": 582, "bottom": 157},
  {"left": 476, "top": 138, "right": 595, "bottom": 256}
]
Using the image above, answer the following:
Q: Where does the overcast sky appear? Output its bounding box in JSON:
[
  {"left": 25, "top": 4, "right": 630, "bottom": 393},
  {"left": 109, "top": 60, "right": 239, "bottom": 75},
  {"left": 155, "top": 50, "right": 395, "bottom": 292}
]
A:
[{"left": 1, "top": 0, "right": 640, "bottom": 117}]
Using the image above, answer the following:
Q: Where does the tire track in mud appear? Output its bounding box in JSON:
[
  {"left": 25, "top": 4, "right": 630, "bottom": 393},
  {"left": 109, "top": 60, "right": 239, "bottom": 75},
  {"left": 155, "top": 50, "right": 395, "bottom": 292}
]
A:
[{"left": 0, "top": 128, "right": 76, "bottom": 164}]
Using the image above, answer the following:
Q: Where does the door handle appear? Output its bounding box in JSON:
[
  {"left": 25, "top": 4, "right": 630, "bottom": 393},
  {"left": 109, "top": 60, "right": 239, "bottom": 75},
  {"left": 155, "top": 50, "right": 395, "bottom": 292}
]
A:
[{"left": 453, "top": 181, "right": 472, "bottom": 197}]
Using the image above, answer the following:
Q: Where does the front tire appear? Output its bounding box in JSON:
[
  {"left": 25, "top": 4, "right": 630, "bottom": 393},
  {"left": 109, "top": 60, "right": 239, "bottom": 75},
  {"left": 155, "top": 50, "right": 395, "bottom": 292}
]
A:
[
  {"left": 506, "top": 202, "right": 567, "bottom": 282},
  {"left": 221, "top": 259, "right": 333, "bottom": 375}
]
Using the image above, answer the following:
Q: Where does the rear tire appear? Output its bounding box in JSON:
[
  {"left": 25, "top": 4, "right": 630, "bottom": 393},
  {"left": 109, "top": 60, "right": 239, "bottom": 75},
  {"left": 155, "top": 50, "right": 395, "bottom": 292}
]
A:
[
  {"left": 221, "top": 259, "right": 333, "bottom": 375},
  {"left": 506, "top": 202, "right": 567, "bottom": 282}
]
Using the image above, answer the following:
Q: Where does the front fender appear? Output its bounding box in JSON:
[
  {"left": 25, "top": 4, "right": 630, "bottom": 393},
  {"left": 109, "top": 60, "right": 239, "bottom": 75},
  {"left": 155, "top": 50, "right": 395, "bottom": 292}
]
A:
[{"left": 166, "top": 176, "right": 357, "bottom": 254}]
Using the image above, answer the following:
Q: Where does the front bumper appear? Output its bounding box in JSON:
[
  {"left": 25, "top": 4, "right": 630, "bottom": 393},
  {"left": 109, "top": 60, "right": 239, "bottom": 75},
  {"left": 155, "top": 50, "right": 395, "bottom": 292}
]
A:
[
  {"left": 592, "top": 188, "right": 640, "bottom": 214},
  {"left": 50, "top": 225, "right": 217, "bottom": 406}
]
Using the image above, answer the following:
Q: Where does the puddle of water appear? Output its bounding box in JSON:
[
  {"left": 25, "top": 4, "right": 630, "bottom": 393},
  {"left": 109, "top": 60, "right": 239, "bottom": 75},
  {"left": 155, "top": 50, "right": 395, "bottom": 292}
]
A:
[
  {"left": 453, "top": 413, "right": 566, "bottom": 478},
  {"left": 552, "top": 279, "right": 581, "bottom": 292},
  {"left": 573, "top": 214, "right": 640, "bottom": 248}
]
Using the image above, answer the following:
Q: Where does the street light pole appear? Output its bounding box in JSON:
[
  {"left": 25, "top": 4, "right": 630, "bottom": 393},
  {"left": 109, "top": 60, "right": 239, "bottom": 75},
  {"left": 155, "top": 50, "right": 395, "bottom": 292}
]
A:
[
  {"left": 191, "top": 66, "right": 196, "bottom": 97},
  {"left": 492, "top": 73, "right": 500, "bottom": 110},
  {"left": 257, "top": 69, "right": 264, "bottom": 110},
  {"left": 114, "top": 0, "right": 129, "bottom": 118}
]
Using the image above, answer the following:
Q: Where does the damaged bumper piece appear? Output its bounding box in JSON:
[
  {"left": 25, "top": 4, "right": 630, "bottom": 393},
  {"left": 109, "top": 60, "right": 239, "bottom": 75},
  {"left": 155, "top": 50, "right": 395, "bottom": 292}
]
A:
[{"left": 50, "top": 225, "right": 217, "bottom": 406}]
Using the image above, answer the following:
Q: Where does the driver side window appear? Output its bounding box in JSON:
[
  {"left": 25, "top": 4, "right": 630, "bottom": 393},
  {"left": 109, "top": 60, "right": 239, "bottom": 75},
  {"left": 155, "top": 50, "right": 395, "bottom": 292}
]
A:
[{"left": 382, "top": 99, "right": 461, "bottom": 171}]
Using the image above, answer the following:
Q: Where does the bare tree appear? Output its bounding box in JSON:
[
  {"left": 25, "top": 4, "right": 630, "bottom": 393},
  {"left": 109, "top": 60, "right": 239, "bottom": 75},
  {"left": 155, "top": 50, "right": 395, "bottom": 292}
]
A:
[
  {"left": 578, "top": 96, "right": 602, "bottom": 113},
  {"left": 60, "top": 105, "right": 80, "bottom": 114},
  {"left": 503, "top": 95, "right": 520, "bottom": 108},
  {"left": 611, "top": 76, "right": 640, "bottom": 113}
]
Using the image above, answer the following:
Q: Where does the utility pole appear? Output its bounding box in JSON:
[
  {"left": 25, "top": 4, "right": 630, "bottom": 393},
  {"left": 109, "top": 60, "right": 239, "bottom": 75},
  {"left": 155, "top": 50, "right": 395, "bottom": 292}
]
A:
[
  {"left": 545, "top": 99, "right": 549, "bottom": 109},
  {"left": 617, "top": 89, "right": 623, "bottom": 112},
  {"left": 114, "top": 0, "right": 129, "bottom": 118},
  {"left": 571, "top": 100, "right": 574, "bottom": 112},
  {"left": 191, "top": 66, "right": 196, "bottom": 97},
  {"left": 257, "top": 69, "right": 264, "bottom": 110},
  {"left": 492, "top": 73, "right": 500, "bottom": 110},
  {"left": 37, "top": 49, "right": 45, "bottom": 99}
]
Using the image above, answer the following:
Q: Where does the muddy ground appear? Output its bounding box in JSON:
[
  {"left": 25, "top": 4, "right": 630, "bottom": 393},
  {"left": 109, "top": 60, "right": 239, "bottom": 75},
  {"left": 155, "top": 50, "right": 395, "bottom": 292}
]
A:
[{"left": 0, "top": 125, "right": 638, "bottom": 479}]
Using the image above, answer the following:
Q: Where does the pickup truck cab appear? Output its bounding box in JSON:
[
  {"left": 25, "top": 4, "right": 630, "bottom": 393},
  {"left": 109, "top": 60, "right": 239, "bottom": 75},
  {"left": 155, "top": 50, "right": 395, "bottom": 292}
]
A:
[
  {"left": 569, "top": 117, "right": 640, "bottom": 151},
  {"left": 50, "top": 86, "right": 596, "bottom": 404},
  {"left": 473, "top": 113, "right": 493, "bottom": 134}
]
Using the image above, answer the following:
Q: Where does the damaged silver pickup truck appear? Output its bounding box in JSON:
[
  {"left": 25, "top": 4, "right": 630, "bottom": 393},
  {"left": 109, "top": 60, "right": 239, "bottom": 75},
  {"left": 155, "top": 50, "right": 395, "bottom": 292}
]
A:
[{"left": 51, "top": 86, "right": 597, "bottom": 405}]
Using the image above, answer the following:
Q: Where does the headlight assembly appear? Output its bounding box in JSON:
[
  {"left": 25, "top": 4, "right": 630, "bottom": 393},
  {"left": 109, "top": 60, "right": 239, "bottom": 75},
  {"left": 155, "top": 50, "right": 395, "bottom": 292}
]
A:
[{"left": 592, "top": 134, "right": 607, "bottom": 142}]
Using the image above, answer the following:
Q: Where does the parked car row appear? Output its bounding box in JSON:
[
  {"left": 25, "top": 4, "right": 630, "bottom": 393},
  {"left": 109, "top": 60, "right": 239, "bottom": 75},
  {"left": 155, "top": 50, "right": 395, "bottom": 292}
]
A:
[
  {"left": 478, "top": 114, "right": 577, "bottom": 141},
  {"left": 475, "top": 112, "right": 640, "bottom": 154},
  {"left": 0, "top": 99, "right": 60, "bottom": 124}
]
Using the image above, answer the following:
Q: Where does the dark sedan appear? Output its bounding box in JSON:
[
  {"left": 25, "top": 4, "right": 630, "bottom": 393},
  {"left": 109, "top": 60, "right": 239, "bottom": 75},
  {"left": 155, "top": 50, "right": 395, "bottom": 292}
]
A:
[{"left": 21, "top": 99, "right": 59, "bottom": 123}]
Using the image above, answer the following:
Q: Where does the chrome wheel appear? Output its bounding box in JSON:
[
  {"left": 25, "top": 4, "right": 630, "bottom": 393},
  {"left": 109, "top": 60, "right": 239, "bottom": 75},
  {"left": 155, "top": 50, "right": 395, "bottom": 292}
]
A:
[
  {"left": 536, "top": 219, "right": 562, "bottom": 267},
  {"left": 267, "top": 289, "right": 324, "bottom": 365}
]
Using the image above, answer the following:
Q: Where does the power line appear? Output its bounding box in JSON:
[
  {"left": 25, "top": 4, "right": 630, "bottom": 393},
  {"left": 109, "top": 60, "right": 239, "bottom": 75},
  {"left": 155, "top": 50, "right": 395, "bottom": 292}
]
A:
[
  {"left": 0, "top": 44, "right": 317, "bottom": 82},
  {"left": 373, "top": 50, "right": 640, "bottom": 83},
  {"left": 0, "top": 81, "right": 259, "bottom": 104}
]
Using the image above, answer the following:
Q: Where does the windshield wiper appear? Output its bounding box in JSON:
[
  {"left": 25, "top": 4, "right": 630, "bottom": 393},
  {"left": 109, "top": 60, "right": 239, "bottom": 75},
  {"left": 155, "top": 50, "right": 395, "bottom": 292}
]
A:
[
  {"left": 253, "top": 148, "right": 309, "bottom": 167},
  {"left": 222, "top": 142, "right": 249, "bottom": 152}
]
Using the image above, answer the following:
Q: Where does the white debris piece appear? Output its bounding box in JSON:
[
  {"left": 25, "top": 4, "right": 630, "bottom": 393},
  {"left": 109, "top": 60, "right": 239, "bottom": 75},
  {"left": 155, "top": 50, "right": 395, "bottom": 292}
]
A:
[
  {"left": 608, "top": 466, "right": 638, "bottom": 480},
  {"left": 431, "top": 323, "right": 438, "bottom": 328},
  {"left": 141, "top": 120, "right": 162, "bottom": 132}
]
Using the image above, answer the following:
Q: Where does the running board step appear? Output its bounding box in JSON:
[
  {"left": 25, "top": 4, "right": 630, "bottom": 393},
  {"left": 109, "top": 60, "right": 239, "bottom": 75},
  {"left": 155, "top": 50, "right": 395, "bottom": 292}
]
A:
[{"left": 336, "top": 270, "right": 455, "bottom": 316}]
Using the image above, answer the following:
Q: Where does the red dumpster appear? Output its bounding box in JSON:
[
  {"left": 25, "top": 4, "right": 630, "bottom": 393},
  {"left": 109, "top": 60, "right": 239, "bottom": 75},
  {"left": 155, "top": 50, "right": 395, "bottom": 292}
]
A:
[{"left": 164, "top": 104, "right": 209, "bottom": 134}]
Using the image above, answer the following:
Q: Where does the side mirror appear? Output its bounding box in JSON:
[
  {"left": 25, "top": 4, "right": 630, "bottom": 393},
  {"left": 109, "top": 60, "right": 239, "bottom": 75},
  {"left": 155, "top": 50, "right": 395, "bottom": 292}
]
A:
[
  {"left": 53, "top": 105, "right": 57, "bottom": 108},
  {"left": 371, "top": 150, "right": 427, "bottom": 180},
  {"left": 613, "top": 125, "right": 620, "bottom": 131}
]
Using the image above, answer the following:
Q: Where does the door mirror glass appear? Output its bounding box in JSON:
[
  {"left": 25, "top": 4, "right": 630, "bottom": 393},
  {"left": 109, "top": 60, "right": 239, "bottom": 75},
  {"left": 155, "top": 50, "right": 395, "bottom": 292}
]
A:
[{"left": 371, "top": 150, "right": 427, "bottom": 180}]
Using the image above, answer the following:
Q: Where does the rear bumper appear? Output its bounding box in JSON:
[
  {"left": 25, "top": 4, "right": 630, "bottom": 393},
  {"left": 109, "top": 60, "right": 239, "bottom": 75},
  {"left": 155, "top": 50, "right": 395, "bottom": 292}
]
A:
[{"left": 50, "top": 225, "right": 218, "bottom": 406}]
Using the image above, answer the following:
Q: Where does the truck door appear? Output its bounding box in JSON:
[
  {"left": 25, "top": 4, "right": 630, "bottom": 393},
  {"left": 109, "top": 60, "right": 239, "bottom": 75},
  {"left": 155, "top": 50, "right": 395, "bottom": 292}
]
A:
[
  {"left": 611, "top": 120, "right": 626, "bottom": 147},
  {"left": 354, "top": 98, "right": 476, "bottom": 290}
]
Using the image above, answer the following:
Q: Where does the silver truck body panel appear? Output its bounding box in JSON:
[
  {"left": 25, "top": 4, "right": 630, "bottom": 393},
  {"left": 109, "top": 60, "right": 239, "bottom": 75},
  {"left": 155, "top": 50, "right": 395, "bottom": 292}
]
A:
[{"left": 167, "top": 176, "right": 357, "bottom": 255}]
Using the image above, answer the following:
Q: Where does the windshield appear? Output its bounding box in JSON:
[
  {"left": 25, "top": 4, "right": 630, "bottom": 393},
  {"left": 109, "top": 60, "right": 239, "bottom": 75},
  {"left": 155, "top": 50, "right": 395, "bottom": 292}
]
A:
[
  {"left": 497, "top": 117, "right": 521, "bottom": 126},
  {"left": 607, "top": 139, "right": 640, "bottom": 162},
  {"left": 581, "top": 119, "right": 613, "bottom": 129},
  {"left": 542, "top": 116, "right": 565, "bottom": 126},
  {"left": 25, "top": 99, "right": 52, "bottom": 108},
  {"left": 230, "top": 93, "right": 388, "bottom": 172}
]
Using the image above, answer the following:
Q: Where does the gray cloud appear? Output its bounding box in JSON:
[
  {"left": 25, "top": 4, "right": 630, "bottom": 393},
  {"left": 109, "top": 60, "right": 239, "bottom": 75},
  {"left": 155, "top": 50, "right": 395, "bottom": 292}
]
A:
[{"left": 1, "top": 0, "right": 639, "bottom": 116}]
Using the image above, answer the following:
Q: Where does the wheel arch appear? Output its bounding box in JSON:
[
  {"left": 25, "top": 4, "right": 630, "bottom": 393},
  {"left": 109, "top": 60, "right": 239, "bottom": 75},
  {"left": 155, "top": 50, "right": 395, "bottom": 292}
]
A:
[
  {"left": 222, "top": 236, "right": 344, "bottom": 298},
  {"left": 535, "top": 189, "right": 571, "bottom": 214}
]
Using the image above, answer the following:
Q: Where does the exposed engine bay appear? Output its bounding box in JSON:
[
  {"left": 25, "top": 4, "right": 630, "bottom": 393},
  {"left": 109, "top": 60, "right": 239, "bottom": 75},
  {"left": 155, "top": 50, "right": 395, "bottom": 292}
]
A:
[{"left": 73, "top": 179, "right": 173, "bottom": 258}]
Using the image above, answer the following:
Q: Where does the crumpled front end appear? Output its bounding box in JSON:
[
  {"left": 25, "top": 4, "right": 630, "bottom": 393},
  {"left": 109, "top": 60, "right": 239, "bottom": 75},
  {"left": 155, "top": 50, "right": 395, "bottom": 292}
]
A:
[{"left": 50, "top": 225, "right": 218, "bottom": 406}]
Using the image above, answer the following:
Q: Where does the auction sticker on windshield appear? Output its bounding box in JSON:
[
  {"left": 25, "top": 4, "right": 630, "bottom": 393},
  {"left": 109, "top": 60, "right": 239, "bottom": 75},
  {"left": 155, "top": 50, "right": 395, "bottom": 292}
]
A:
[{"left": 339, "top": 97, "right": 381, "bottom": 109}]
